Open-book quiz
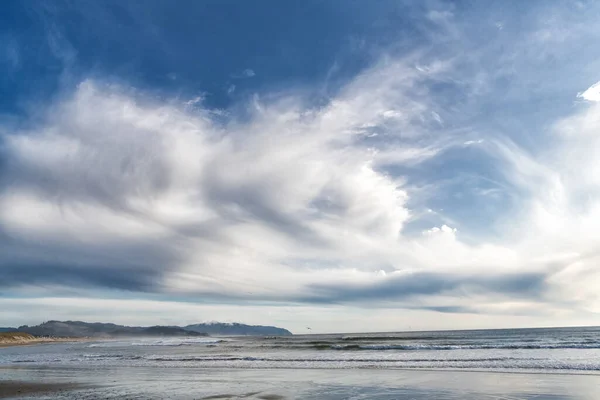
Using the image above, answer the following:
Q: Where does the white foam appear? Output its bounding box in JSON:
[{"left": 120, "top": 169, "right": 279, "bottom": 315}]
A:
[
  {"left": 87, "top": 337, "right": 227, "bottom": 347},
  {"left": 578, "top": 81, "right": 600, "bottom": 102},
  {"left": 131, "top": 338, "right": 226, "bottom": 346}
]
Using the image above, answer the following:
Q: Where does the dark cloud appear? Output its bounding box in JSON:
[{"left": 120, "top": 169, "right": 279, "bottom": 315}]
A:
[
  {"left": 0, "top": 264, "right": 158, "bottom": 291},
  {"left": 202, "top": 174, "right": 330, "bottom": 248},
  {"left": 418, "top": 305, "right": 475, "bottom": 313},
  {"left": 0, "top": 228, "right": 178, "bottom": 292},
  {"left": 301, "top": 271, "right": 547, "bottom": 307},
  {"left": 0, "top": 126, "right": 172, "bottom": 215}
]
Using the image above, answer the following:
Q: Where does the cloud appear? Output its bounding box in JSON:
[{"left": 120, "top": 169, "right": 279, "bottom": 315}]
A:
[
  {"left": 2, "top": 55, "right": 600, "bottom": 321},
  {"left": 231, "top": 69, "right": 256, "bottom": 79},
  {"left": 0, "top": 62, "right": 455, "bottom": 302},
  {"left": 578, "top": 81, "right": 600, "bottom": 102},
  {"left": 3, "top": 1, "right": 600, "bottom": 330},
  {"left": 303, "top": 270, "right": 546, "bottom": 304}
]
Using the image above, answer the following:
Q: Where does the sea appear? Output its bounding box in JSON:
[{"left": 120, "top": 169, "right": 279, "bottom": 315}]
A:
[{"left": 2, "top": 326, "right": 600, "bottom": 399}]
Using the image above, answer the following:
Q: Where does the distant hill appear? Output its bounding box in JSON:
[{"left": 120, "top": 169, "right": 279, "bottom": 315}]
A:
[
  {"left": 185, "top": 322, "right": 292, "bottom": 336},
  {"left": 0, "top": 327, "right": 17, "bottom": 332},
  {"left": 16, "top": 320, "right": 292, "bottom": 337},
  {"left": 18, "top": 321, "right": 207, "bottom": 338}
]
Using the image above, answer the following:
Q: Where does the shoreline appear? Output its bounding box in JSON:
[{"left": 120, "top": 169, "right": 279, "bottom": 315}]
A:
[{"left": 0, "top": 337, "right": 89, "bottom": 348}]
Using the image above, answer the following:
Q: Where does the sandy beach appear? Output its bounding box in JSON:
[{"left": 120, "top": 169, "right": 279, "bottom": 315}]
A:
[
  {"left": 0, "top": 339, "right": 83, "bottom": 348},
  {"left": 0, "top": 333, "right": 87, "bottom": 348}
]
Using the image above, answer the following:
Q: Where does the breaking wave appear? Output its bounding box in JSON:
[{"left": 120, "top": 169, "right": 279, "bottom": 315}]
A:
[
  {"left": 324, "top": 342, "right": 600, "bottom": 351},
  {"left": 88, "top": 338, "right": 226, "bottom": 347}
]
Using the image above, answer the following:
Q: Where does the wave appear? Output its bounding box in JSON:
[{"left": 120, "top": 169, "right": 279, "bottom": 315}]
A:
[
  {"left": 341, "top": 336, "right": 441, "bottom": 341},
  {"left": 141, "top": 355, "right": 600, "bottom": 372},
  {"left": 8, "top": 352, "right": 600, "bottom": 373},
  {"left": 145, "top": 355, "right": 522, "bottom": 363},
  {"left": 131, "top": 338, "right": 224, "bottom": 346},
  {"left": 88, "top": 338, "right": 226, "bottom": 347},
  {"left": 79, "top": 354, "right": 142, "bottom": 360},
  {"left": 251, "top": 341, "right": 600, "bottom": 351},
  {"left": 321, "top": 342, "right": 600, "bottom": 351}
]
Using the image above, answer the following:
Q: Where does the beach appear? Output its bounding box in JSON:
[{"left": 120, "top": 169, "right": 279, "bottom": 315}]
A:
[
  {"left": 0, "top": 337, "right": 84, "bottom": 348},
  {"left": 2, "top": 365, "right": 600, "bottom": 399},
  {"left": 0, "top": 380, "right": 83, "bottom": 399},
  {"left": 2, "top": 327, "right": 600, "bottom": 399},
  {"left": 0, "top": 331, "right": 89, "bottom": 352}
]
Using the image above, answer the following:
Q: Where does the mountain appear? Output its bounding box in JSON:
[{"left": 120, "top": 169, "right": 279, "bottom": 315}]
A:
[
  {"left": 15, "top": 320, "right": 292, "bottom": 337},
  {"left": 18, "top": 321, "right": 208, "bottom": 338},
  {"left": 185, "top": 322, "right": 292, "bottom": 336}
]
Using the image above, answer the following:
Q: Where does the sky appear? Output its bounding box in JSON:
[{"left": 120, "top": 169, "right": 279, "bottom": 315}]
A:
[{"left": 1, "top": 0, "right": 600, "bottom": 333}]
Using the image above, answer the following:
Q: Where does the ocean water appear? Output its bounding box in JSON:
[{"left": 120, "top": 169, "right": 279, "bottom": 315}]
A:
[{"left": 2, "top": 327, "right": 600, "bottom": 399}]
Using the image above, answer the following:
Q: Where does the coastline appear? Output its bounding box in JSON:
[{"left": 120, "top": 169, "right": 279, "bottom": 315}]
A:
[
  {"left": 0, "top": 337, "right": 88, "bottom": 348},
  {"left": 2, "top": 328, "right": 600, "bottom": 399}
]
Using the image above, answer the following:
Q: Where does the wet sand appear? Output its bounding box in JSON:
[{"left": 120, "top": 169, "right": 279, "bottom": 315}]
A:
[
  {"left": 0, "top": 380, "right": 82, "bottom": 398},
  {"left": 2, "top": 365, "right": 600, "bottom": 399}
]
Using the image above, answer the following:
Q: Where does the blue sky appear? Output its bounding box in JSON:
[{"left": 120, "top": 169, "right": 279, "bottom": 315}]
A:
[{"left": 2, "top": 0, "right": 600, "bottom": 333}]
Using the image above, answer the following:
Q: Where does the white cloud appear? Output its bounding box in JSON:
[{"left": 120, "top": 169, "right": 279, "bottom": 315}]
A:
[
  {"left": 0, "top": 62, "right": 453, "bottom": 302},
  {"left": 3, "top": 57, "right": 600, "bottom": 325},
  {"left": 231, "top": 69, "right": 256, "bottom": 79},
  {"left": 185, "top": 95, "right": 204, "bottom": 106},
  {"left": 578, "top": 81, "right": 600, "bottom": 102},
  {"left": 423, "top": 224, "right": 456, "bottom": 236},
  {"left": 4, "top": 0, "right": 600, "bottom": 330}
]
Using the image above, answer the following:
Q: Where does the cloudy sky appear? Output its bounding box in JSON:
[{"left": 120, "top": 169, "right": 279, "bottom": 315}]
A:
[{"left": 1, "top": 0, "right": 600, "bottom": 333}]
